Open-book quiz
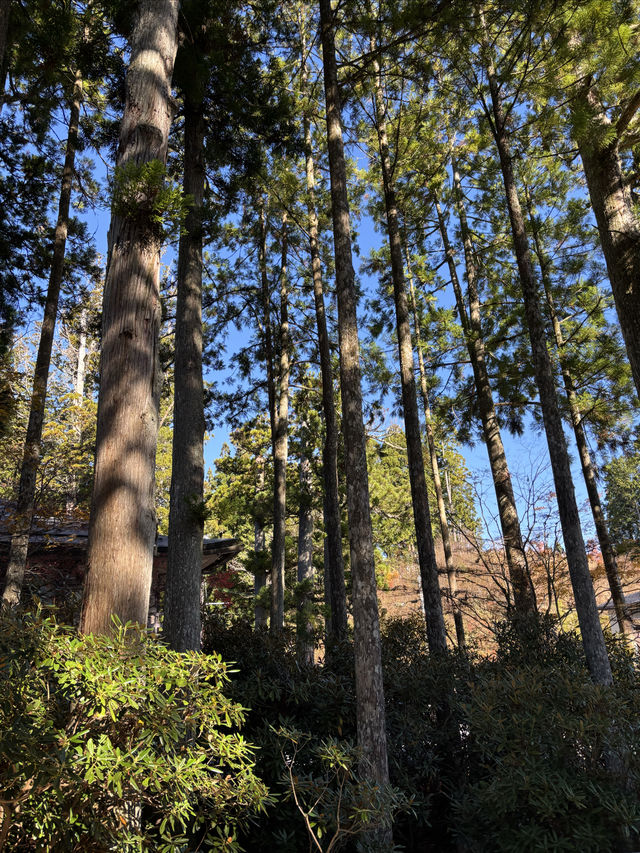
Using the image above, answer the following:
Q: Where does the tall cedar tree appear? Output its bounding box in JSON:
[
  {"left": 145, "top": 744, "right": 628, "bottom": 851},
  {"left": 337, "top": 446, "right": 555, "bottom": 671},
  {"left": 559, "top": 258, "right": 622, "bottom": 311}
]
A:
[
  {"left": 80, "top": 0, "right": 180, "bottom": 634},
  {"left": 524, "top": 186, "right": 633, "bottom": 637},
  {"left": 2, "top": 70, "right": 83, "bottom": 606},
  {"left": 370, "top": 45, "right": 447, "bottom": 654},
  {"left": 480, "top": 10, "right": 612, "bottom": 685},
  {"left": 318, "top": 0, "right": 390, "bottom": 794},
  {"left": 299, "top": 8, "right": 347, "bottom": 640},
  {"left": 270, "top": 212, "right": 290, "bottom": 633},
  {"left": 437, "top": 169, "right": 537, "bottom": 616}
]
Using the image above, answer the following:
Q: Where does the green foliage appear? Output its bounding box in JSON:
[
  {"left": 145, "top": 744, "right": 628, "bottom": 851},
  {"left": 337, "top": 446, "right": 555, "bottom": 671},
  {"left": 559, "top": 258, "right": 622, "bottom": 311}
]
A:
[
  {"left": 604, "top": 448, "right": 640, "bottom": 547},
  {"left": 0, "top": 609, "right": 269, "bottom": 851},
  {"left": 112, "top": 160, "right": 190, "bottom": 242},
  {"left": 275, "top": 727, "right": 405, "bottom": 852},
  {"left": 203, "top": 611, "right": 640, "bottom": 853}
]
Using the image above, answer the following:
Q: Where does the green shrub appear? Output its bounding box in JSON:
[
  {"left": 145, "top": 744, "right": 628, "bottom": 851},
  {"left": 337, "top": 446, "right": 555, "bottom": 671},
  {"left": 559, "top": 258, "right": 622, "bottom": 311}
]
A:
[{"left": 0, "top": 609, "right": 269, "bottom": 852}]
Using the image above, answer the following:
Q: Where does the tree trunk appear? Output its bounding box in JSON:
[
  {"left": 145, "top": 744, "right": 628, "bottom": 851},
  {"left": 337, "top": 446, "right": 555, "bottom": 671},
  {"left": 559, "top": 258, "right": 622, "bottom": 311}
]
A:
[
  {"left": 164, "top": 100, "right": 206, "bottom": 652},
  {"left": 259, "top": 199, "right": 277, "bottom": 445},
  {"left": 319, "top": 0, "right": 390, "bottom": 792},
  {"left": 404, "top": 238, "right": 466, "bottom": 649},
  {"left": 525, "top": 188, "right": 633, "bottom": 638},
  {"left": 300, "top": 15, "right": 347, "bottom": 641},
  {"left": 80, "top": 0, "right": 179, "bottom": 635},
  {"left": 296, "top": 449, "right": 315, "bottom": 665},
  {"left": 2, "top": 70, "right": 82, "bottom": 607},
  {"left": 371, "top": 54, "right": 447, "bottom": 655},
  {"left": 254, "top": 455, "right": 268, "bottom": 629},
  {"left": 484, "top": 43, "right": 612, "bottom": 685},
  {"left": 270, "top": 213, "right": 290, "bottom": 634},
  {"left": 575, "top": 87, "right": 640, "bottom": 399},
  {"left": 437, "top": 177, "right": 537, "bottom": 616}
]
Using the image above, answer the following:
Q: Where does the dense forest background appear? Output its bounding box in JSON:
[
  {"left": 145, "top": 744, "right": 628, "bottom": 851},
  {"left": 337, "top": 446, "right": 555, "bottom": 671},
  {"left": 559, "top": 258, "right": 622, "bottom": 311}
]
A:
[{"left": 1, "top": 0, "right": 640, "bottom": 850}]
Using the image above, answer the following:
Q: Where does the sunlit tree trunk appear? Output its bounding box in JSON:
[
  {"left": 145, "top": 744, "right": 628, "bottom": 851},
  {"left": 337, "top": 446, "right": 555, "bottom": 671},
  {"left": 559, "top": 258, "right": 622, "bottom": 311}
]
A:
[
  {"left": 80, "top": 0, "right": 179, "bottom": 634},
  {"left": 3, "top": 71, "right": 82, "bottom": 607},
  {"left": 525, "top": 188, "right": 632, "bottom": 638},
  {"left": 483, "top": 30, "right": 612, "bottom": 685},
  {"left": 575, "top": 85, "right": 640, "bottom": 399}
]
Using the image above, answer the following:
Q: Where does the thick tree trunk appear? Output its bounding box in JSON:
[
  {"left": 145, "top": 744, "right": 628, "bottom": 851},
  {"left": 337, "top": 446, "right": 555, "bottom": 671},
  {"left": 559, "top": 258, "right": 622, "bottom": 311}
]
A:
[
  {"left": 404, "top": 240, "right": 466, "bottom": 649},
  {"left": 485, "top": 51, "right": 612, "bottom": 685},
  {"left": 80, "top": 0, "right": 179, "bottom": 634},
  {"left": 371, "top": 56, "right": 447, "bottom": 654},
  {"left": 525, "top": 192, "right": 633, "bottom": 637},
  {"left": 164, "top": 101, "right": 206, "bottom": 652},
  {"left": 300, "top": 19, "right": 347, "bottom": 641},
  {"left": 296, "top": 450, "right": 315, "bottom": 665},
  {"left": 576, "top": 88, "right": 640, "bottom": 399},
  {"left": 319, "top": 0, "right": 390, "bottom": 793},
  {"left": 270, "top": 213, "right": 290, "bottom": 634},
  {"left": 437, "top": 179, "right": 536, "bottom": 616},
  {"left": 254, "top": 455, "right": 268, "bottom": 629},
  {"left": 2, "top": 71, "right": 82, "bottom": 607}
]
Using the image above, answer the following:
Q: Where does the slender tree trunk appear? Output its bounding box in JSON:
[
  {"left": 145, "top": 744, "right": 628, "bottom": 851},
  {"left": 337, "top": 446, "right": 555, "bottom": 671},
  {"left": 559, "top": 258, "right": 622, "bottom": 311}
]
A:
[
  {"left": 254, "top": 455, "right": 268, "bottom": 629},
  {"left": 300, "top": 17, "right": 347, "bottom": 641},
  {"left": 2, "top": 70, "right": 82, "bottom": 607},
  {"left": 297, "top": 449, "right": 315, "bottom": 665},
  {"left": 319, "top": 0, "right": 390, "bottom": 793},
  {"left": 164, "top": 101, "right": 206, "bottom": 651},
  {"left": 270, "top": 213, "right": 290, "bottom": 634},
  {"left": 575, "top": 87, "right": 640, "bottom": 399},
  {"left": 66, "top": 309, "right": 89, "bottom": 515},
  {"left": 436, "top": 180, "right": 536, "bottom": 616},
  {"left": 371, "top": 55, "right": 447, "bottom": 654},
  {"left": 259, "top": 199, "right": 277, "bottom": 445},
  {"left": 404, "top": 238, "right": 466, "bottom": 649},
  {"left": 525, "top": 190, "right": 632, "bottom": 637},
  {"left": 80, "top": 0, "right": 179, "bottom": 634},
  {"left": 484, "top": 42, "right": 612, "bottom": 685}
]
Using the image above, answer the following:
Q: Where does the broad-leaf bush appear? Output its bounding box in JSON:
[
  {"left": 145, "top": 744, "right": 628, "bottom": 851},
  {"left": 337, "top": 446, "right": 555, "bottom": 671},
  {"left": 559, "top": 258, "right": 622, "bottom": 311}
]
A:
[
  {"left": 0, "top": 609, "right": 269, "bottom": 852},
  {"left": 204, "top": 611, "right": 640, "bottom": 852}
]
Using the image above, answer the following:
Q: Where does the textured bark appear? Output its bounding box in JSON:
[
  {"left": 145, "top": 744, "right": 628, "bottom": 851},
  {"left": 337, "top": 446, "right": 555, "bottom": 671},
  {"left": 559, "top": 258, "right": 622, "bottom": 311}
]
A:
[
  {"left": 254, "top": 455, "right": 268, "bottom": 629},
  {"left": 576, "top": 87, "right": 640, "bottom": 399},
  {"left": 3, "top": 71, "right": 82, "bottom": 607},
  {"left": 296, "top": 450, "right": 315, "bottom": 665},
  {"left": 372, "top": 56, "right": 447, "bottom": 654},
  {"left": 270, "top": 213, "right": 290, "bottom": 635},
  {"left": 300, "top": 18, "right": 347, "bottom": 641},
  {"left": 404, "top": 240, "right": 466, "bottom": 649},
  {"left": 319, "top": 0, "right": 390, "bottom": 790},
  {"left": 164, "top": 101, "right": 206, "bottom": 652},
  {"left": 526, "top": 193, "right": 632, "bottom": 637},
  {"left": 484, "top": 47, "right": 612, "bottom": 685},
  {"left": 80, "top": 0, "right": 179, "bottom": 634},
  {"left": 437, "top": 180, "right": 537, "bottom": 616}
]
